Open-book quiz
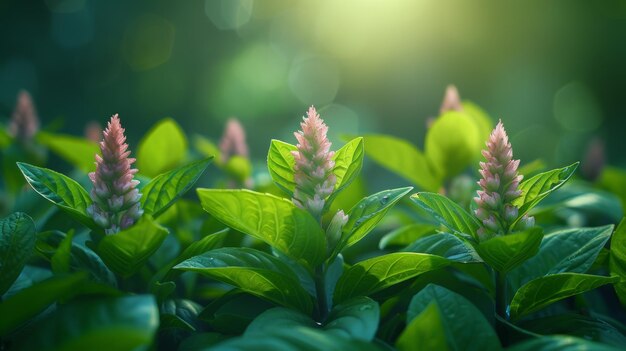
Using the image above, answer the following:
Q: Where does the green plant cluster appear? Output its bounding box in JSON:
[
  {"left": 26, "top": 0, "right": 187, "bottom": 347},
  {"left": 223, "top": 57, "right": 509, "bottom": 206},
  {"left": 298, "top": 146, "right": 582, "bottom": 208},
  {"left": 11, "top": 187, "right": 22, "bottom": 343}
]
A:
[{"left": 1, "top": 94, "right": 626, "bottom": 351}]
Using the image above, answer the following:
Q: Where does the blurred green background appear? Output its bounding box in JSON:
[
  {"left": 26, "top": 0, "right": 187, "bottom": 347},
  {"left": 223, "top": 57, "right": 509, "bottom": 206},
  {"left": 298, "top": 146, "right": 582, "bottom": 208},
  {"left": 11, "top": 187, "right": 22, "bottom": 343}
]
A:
[{"left": 1, "top": 0, "right": 625, "bottom": 169}]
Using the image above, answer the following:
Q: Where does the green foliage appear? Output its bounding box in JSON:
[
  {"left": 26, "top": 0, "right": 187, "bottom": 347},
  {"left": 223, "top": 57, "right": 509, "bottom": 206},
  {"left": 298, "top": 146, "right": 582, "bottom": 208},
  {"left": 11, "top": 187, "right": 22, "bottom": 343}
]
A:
[
  {"left": 0, "top": 213, "right": 36, "bottom": 295},
  {"left": 196, "top": 189, "right": 326, "bottom": 268},
  {"left": 17, "top": 162, "right": 97, "bottom": 229},
  {"left": 405, "top": 232, "right": 482, "bottom": 263},
  {"left": 37, "top": 132, "right": 99, "bottom": 172},
  {"left": 137, "top": 118, "right": 188, "bottom": 177},
  {"left": 267, "top": 139, "right": 297, "bottom": 195},
  {"left": 410, "top": 192, "right": 480, "bottom": 240},
  {"left": 175, "top": 247, "right": 313, "bottom": 313},
  {"left": 333, "top": 253, "right": 450, "bottom": 302},
  {"left": 610, "top": 218, "right": 626, "bottom": 305},
  {"left": 507, "top": 335, "right": 622, "bottom": 351},
  {"left": 96, "top": 215, "right": 168, "bottom": 277},
  {"left": 140, "top": 157, "right": 213, "bottom": 218},
  {"left": 379, "top": 223, "right": 438, "bottom": 249},
  {"left": 396, "top": 302, "right": 449, "bottom": 351},
  {"left": 476, "top": 227, "right": 543, "bottom": 272}
]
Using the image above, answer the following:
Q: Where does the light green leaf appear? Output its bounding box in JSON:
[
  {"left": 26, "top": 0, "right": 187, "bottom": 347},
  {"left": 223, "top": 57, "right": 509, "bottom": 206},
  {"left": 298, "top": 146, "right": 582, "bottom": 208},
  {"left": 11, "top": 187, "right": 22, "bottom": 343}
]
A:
[
  {"left": 0, "top": 273, "right": 87, "bottom": 336},
  {"left": 507, "top": 335, "right": 622, "bottom": 351},
  {"left": 509, "top": 273, "right": 619, "bottom": 320},
  {"left": 405, "top": 232, "right": 482, "bottom": 263},
  {"left": 37, "top": 132, "right": 99, "bottom": 172},
  {"left": 610, "top": 219, "right": 626, "bottom": 306},
  {"left": 513, "top": 162, "right": 579, "bottom": 221},
  {"left": 410, "top": 192, "right": 480, "bottom": 240},
  {"left": 17, "top": 162, "right": 96, "bottom": 230},
  {"left": 335, "top": 187, "right": 413, "bottom": 254},
  {"left": 0, "top": 213, "right": 36, "bottom": 295},
  {"left": 326, "top": 137, "right": 364, "bottom": 205},
  {"left": 51, "top": 230, "right": 73, "bottom": 274},
  {"left": 137, "top": 118, "right": 188, "bottom": 177},
  {"left": 425, "top": 111, "right": 481, "bottom": 179},
  {"left": 14, "top": 295, "right": 158, "bottom": 351},
  {"left": 175, "top": 247, "right": 313, "bottom": 313},
  {"left": 476, "top": 228, "right": 543, "bottom": 272},
  {"left": 193, "top": 134, "right": 221, "bottom": 164},
  {"left": 96, "top": 216, "right": 168, "bottom": 277},
  {"left": 361, "top": 134, "right": 439, "bottom": 191},
  {"left": 406, "top": 284, "right": 501, "bottom": 351},
  {"left": 334, "top": 253, "right": 450, "bottom": 302},
  {"left": 196, "top": 189, "right": 326, "bottom": 268},
  {"left": 267, "top": 139, "right": 297, "bottom": 196},
  {"left": 396, "top": 302, "right": 449, "bottom": 351},
  {"left": 379, "top": 223, "right": 438, "bottom": 249},
  {"left": 511, "top": 225, "right": 614, "bottom": 291},
  {"left": 461, "top": 101, "right": 493, "bottom": 144},
  {"left": 140, "top": 158, "right": 213, "bottom": 218}
]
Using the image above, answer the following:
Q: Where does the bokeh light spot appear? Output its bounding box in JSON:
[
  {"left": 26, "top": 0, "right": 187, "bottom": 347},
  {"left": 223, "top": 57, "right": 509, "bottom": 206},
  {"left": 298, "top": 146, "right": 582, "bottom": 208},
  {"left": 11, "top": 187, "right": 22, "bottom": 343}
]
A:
[
  {"left": 205, "top": 0, "right": 254, "bottom": 30},
  {"left": 122, "top": 14, "right": 175, "bottom": 71},
  {"left": 288, "top": 56, "right": 340, "bottom": 105},
  {"left": 553, "top": 81, "right": 603, "bottom": 132}
]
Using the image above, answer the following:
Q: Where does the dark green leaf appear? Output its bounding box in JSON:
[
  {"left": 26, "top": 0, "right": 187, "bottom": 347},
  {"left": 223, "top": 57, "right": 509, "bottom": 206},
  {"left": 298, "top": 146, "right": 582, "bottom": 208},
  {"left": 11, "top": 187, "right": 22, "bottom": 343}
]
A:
[
  {"left": 511, "top": 225, "right": 613, "bottom": 291},
  {"left": 336, "top": 187, "right": 413, "bottom": 254},
  {"left": 405, "top": 232, "right": 482, "bottom": 263},
  {"left": 379, "top": 224, "right": 438, "bottom": 249},
  {"left": 406, "top": 284, "right": 501, "bottom": 351},
  {"left": 175, "top": 247, "right": 313, "bottom": 313},
  {"left": 96, "top": 215, "right": 168, "bottom": 277},
  {"left": 244, "top": 308, "right": 316, "bottom": 336},
  {"left": 14, "top": 295, "right": 158, "bottom": 351},
  {"left": 334, "top": 253, "right": 450, "bottom": 302},
  {"left": 0, "top": 213, "right": 36, "bottom": 295},
  {"left": 507, "top": 335, "right": 621, "bottom": 351},
  {"left": 410, "top": 192, "right": 480, "bottom": 240},
  {"left": 396, "top": 302, "right": 449, "bottom": 351},
  {"left": 37, "top": 132, "right": 99, "bottom": 172},
  {"left": 141, "top": 158, "right": 213, "bottom": 218},
  {"left": 160, "top": 299, "right": 203, "bottom": 331},
  {"left": 509, "top": 273, "right": 619, "bottom": 320},
  {"left": 512, "top": 162, "right": 579, "bottom": 221},
  {"left": 17, "top": 162, "right": 96, "bottom": 229},
  {"left": 361, "top": 134, "right": 439, "bottom": 191},
  {"left": 476, "top": 228, "right": 543, "bottom": 272},
  {"left": 324, "top": 296, "right": 379, "bottom": 341},
  {"left": 50, "top": 230, "right": 73, "bottom": 273},
  {"left": 0, "top": 273, "right": 87, "bottom": 336},
  {"left": 610, "top": 219, "right": 626, "bottom": 306},
  {"left": 196, "top": 189, "right": 326, "bottom": 268},
  {"left": 267, "top": 139, "right": 297, "bottom": 196},
  {"left": 137, "top": 118, "right": 188, "bottom": 177}
]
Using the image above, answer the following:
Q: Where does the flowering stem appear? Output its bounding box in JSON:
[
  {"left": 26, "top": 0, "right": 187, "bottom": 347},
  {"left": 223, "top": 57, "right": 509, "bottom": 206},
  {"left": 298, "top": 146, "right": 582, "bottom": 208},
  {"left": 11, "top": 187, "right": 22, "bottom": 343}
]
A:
[
  {"left": 314, "top": 264, "right": 329, "bottom": 322},
  {"left": 495, "top": 270, "right": 508, "bottom": 320}
]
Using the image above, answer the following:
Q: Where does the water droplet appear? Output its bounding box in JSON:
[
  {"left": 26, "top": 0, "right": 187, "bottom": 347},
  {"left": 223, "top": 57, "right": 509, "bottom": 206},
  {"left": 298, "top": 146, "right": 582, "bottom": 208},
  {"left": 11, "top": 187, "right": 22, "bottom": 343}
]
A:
[{"left": 380, "top": 195, "right": 390, "bottom": 205}]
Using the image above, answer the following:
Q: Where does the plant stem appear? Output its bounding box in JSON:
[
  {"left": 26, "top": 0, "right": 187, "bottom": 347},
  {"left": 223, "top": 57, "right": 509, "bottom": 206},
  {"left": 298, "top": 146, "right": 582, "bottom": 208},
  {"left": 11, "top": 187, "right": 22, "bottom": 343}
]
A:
[
  {"left": 495, "top": 270, "right": 508, "bottom": 320},
  {"left": 314, "top": 265, "right": 328, "bottom": 322}
]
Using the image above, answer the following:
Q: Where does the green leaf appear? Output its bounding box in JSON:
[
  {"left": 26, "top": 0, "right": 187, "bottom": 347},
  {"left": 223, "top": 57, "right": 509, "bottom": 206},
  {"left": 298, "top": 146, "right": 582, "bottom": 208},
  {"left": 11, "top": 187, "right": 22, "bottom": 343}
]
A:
[
  {"left": 223, "top": 155, "right": 252, "bottom": 183},
  {"left": 323, "top": 296, "right": 379, "bottom": 341},
  {"left": 214, "top": 326, "right": 386, "bottom": 351},
  {"left": 160, "top": 299, "right": 203, "bottom": 331},
  {"left": 96, "top": 215, "right": 168, "bottom": 277},
  {"left": 50, "top": 230, "right": 73, "bottom": 273},
  {"left": 509, "top": 273, "right": 619, "bottom": 320},
  {"left": 326, "top": 137, "right": 364, "bottom": 204},
  {"left": 193, "top": 134, "right": 221, "bottom": 164},
  {"left": 333, "top": 253, "right": 450, "bottom": 302},
  {"left": 379, "top": 224, "right": 438, "bottom": 249},
  {"left": 406, "top": 284, "right": 501, "bottom": 351},
  {"left": 425, "top": 111, "right": 481, "bottom": 179},
  {"left": 0, "top": 213, "right": 36, "bottom": 295},
  {"left": 511, "top": 225, "right": 614, "bottom": 291},
  {"left": 405, "top": 232, "right": 482, "bottom": 263},
  {"left": 244, "top": 308, "right": 317, "bottom": 336},
  {"left": 17, "top": 162, "right": 96, "bottom": 229},
  {"left": 512, "top": 162, "right": 579, "bottom": 220},
  {"left": 196, "top": 189, "right": 326, "bottom": 268},
  {"left": 396, "top": 302, "right": 449, "bottom": 351},
  {"left": 335, "top": 187, "right": 413, "bottom": 254},
  {"left": 476, "top": 228, "right": 543, "bottom": 272},
  {"left": 140, "top": 158, "right": 213, "bottom": 218},
  {"left": 361, "top": 134, "right": 439, "bottom": 191},
  {"left": 14, "top": 295, "right": 158, "bottom": 351},
  {"left": 0, "top": 273, "right": 87, "bottom": 336},
  {"left": 507, "top": 335, "right": 622, "bottom": 351},
  {"left": 410, "top": 192, "right": 480, "bottom": 240},
  {"left": 175, "top": 247, "right": 313, "bottom": 313},
  {"left": 610, "top": 219, "right": 626, "bottom": 306},
  {"left": 36, "top": 132, "right": 99, "bottom": 172},
  {"left": 267, "top": 139, "right": 297, "bottom": 196},
  {"left": 137, "top": 118, "right": 188, "bottom": 177}
]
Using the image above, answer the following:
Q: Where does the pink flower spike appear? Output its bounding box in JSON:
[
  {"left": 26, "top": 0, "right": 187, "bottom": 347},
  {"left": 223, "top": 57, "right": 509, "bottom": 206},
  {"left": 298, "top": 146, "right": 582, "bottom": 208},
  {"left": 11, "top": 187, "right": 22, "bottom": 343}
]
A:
[
  {"left": 291, "top": 106, "right": 336, "bottom": 219},
  {"left": 440, "top": 85, "right": 463, "bottom": 114},
  {"left": 9, "top": 90, "right": 40, "bottom": 142},
  {"left": 473, "top": 120, "right": 533, "bottom": 239},
  {"left": 87, "top": 114, "right": 143, "bottom": 235},
  {"left": 219, "top": 118, "right": 249, "bottom": 163}
]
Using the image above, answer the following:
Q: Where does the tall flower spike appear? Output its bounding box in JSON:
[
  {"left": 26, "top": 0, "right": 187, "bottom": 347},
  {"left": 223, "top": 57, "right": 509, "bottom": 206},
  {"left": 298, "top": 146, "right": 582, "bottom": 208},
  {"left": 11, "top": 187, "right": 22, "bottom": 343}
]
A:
[
  {"left": 219, "top": 118, "right": 249, "bottom": 163},
  {"left": 474, "top": 120, "right": 534, "bottom": 240},
  {"left": 9, "top": 90, "right": 40, "bottom": 142},
  {"left": 292, "top": 106, "right": 336, "bottom": 219},
  {"left": 439, "top": 85, "right": 463, "bottom": 114},
  {"left": 87, "top": 114, "right": 143, "bottom": 235}
]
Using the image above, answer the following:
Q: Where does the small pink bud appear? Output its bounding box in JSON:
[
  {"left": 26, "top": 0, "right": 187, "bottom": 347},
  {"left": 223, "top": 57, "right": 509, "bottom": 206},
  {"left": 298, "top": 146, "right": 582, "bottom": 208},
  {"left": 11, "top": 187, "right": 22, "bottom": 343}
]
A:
[
  {"left": 439, "top": 85, "right": 463, "bottom": 114},
  {"left": 9, "top": 90, "right": 40, "bottom": 142}
]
